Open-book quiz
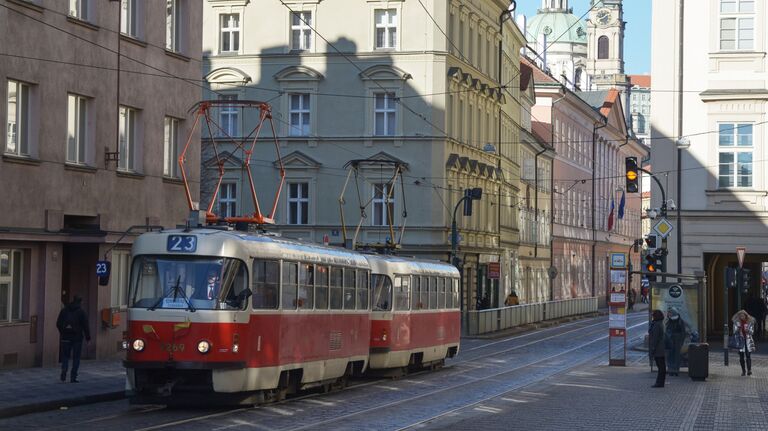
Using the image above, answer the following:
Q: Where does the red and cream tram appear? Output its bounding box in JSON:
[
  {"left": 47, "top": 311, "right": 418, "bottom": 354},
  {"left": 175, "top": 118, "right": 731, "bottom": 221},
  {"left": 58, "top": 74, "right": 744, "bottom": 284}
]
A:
[{"left": 124, "top": 228, "right": 459, "bottom": 404}]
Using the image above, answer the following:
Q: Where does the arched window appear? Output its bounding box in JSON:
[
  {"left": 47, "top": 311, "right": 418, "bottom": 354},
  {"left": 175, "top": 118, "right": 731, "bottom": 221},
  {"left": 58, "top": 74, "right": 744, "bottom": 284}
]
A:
[{"left": 597, "top": 36, "right": 609, "bottom": 59}]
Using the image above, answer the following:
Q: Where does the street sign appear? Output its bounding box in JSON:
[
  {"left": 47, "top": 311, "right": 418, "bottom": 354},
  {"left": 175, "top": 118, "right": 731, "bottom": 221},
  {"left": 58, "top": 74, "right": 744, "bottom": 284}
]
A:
[
  {"left": 610, "top": 252, "right": 627, "bottom": 269},
  {"left": 737, "top": 247, "right": 746, "bottom": 269},
  {"left": 653, "top": 218, "right": 674, "bottom": 239},
  {"left": 488, "top": 262, "right": 500, "bottom": 279}
]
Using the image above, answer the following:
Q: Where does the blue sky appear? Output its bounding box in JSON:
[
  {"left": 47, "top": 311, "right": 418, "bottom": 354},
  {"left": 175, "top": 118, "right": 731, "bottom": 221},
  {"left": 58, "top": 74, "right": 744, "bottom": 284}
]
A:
[{"left": 516, "top": 0, "right": 651, "bottom": 75}]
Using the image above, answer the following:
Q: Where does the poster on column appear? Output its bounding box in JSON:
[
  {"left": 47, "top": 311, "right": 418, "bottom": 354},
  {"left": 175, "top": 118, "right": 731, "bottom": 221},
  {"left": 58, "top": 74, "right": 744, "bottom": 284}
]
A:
[{"left": 651, "top": 283, "right": 700, "bottom": 353}]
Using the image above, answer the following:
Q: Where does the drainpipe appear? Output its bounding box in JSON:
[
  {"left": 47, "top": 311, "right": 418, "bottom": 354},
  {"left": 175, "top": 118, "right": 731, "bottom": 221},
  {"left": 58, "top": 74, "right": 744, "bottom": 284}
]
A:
[
  {"left": 676, "top": 0, "right": 685, "bottom": 274},
  {"left": 550, "top": 90, "right": 566, "bottom": 301}
]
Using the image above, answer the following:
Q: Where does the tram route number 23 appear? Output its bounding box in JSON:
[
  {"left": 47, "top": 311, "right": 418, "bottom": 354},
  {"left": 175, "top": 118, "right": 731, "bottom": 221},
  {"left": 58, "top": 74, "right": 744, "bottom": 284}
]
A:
[{"left": 167, "top": 235, "right": 197, "bottom": 253}]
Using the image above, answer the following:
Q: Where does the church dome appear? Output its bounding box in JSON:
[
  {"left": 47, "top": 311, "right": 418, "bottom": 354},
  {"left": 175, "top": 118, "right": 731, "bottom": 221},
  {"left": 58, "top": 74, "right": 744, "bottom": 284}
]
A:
[{"left": 527, "top": 10, "right": 587, "bottom": 45}]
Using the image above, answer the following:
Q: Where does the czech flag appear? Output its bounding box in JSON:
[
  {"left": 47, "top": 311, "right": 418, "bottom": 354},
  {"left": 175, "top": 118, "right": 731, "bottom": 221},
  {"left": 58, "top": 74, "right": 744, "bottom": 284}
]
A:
[
  {"left": 618, "top": 190, "right": 626, "bottom": 219},
  {"left": 607, "top": 197, "right": 615, "bottom": 231}
]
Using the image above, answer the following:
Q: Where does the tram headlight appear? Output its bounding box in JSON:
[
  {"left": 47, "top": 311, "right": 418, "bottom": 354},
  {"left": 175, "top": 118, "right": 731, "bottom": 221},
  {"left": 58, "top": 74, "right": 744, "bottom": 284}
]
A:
[
  {"left": 197, "top": 340, "right": 211, "bottom": 354},
  {"left": 132, "top": 339, "right": 145, "bottom": 352}
]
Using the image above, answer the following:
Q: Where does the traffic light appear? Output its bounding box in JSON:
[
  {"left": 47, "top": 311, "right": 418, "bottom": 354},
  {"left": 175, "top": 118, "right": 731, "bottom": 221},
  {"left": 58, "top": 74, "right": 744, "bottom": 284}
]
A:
[
  {"left": 644, "top": 234, "right": 658, "bottom": 251},
  {"left": 742, "top": 268, "right": 751, "bottom": 293},
  {"left": 625, "top": 157, "right": 639, "bottom": 193},
  {"left": 462, "top": 188, "right": 483, "bottom": 216},
  {"left": 645, "top": 254, "right": 657, "bottom": 282}
]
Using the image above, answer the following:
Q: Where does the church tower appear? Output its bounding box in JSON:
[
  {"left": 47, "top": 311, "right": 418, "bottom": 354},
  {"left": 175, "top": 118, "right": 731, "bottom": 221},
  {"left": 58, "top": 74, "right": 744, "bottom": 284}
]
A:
[{"left": 586, "top": 0, "right": 629, "bottom": 91}]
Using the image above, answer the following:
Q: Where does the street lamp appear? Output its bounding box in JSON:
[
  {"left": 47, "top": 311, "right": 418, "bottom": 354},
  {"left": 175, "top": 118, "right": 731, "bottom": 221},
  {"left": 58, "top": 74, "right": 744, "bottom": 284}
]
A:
[{"left": 451, "top": 187, "right": 483, "bottom": 268}]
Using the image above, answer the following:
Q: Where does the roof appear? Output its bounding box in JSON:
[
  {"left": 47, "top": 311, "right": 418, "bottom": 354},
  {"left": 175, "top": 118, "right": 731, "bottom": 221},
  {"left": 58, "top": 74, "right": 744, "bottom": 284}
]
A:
[
  {"left": 578, "top": 90, "right": 611, "bottom": 112},
  {"left": 520, "top": 62, "right": 533, "bottom": 92},
  {"left": 521, "top": 56, "right": 558, "bottom": 85},
  {"left": 629, "top": 75, "right": 651, "bottom": 88},
  {"left": 527, "top": 10, "right": 587, "bottom": 45}
]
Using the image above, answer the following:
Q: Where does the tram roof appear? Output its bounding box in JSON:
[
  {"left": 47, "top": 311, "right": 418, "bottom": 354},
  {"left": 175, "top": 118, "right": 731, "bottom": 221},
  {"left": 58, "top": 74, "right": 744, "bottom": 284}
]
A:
[{"left": 364, "top": 254, "right": 459, "bottom": 277}]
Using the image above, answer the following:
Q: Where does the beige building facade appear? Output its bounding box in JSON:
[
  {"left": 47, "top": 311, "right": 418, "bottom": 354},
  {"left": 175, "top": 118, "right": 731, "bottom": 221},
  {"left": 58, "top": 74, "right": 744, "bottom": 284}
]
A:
[
  {"left": 201, "top": 0, "right": 529, "bottom": 311},
  {"left": 0, "top": 0, "right": 202, "bottom": 368}
]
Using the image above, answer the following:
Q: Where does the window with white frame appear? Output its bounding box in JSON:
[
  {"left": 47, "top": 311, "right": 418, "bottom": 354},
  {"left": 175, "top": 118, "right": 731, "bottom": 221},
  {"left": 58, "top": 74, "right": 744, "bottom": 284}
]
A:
[
  {"left": 121, "top": 0, "right": 139, "bottom": 37},
  {"left": 163, "top": 116, "right": 179, "bottom": 178},
  {"left": 110, "top": 250, "right": 131, "bottom": 308},
  {"left": 720, "top": 0, "right": 754, "bottom": 50},
  {"left": 219, "top": 183, "right": 237, "bottom": 217},
  {"left": 374, "top": 9, "right": 397, "bottom": 49},
  {"left": 373, "top": 183, "right": 394, "bottom": 226},
  {"left": 0, "top": 249, "right": 23, "bottom": 323},
  {"left": 165, "top": 0, "right": 182, "bottom": 52},
  {"left": 220, "top": 13, "right": 240, "bottom": 53},
  {"left": 288, "top": 182, "right": 309, "bottom": 225},
  {"left": 289, "top": 94, "right": 310, "bottom": 136},
  {"left": 219, "top": 94, "right": 239, "bottom": 136},
  {"left": 374, "top": 92, "right": 396, "bottom": 136},
  {"left": 718, "top": 123, "right": 753, "bottom": 188},
  {"left": 118, "top": 106, "right": 137, "bottom": 172},
  {"left": 66, "top": 94, "right": 88, "bottom": 165},
  {"left": 291, "top": 11, "right": 312, "bottom": 51},
  {"left": 69, "top": 0, "right": 89, "bottom": 21},
  {"left": 6, "top": 80, "right": 31, "bottom": 157}
]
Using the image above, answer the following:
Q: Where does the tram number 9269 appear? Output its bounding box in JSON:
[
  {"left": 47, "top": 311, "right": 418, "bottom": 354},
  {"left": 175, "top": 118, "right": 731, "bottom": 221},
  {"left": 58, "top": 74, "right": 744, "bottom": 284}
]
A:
[
  {"left": 167, "top": 235, "right": 197, "bottom": 253},
  {"left": 162, "top": 343, "right": 185, "bottom": 352}
]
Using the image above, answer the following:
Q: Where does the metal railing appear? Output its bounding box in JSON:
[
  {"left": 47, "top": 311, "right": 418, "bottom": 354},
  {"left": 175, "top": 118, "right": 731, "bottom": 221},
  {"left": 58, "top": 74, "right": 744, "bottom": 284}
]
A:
[{"left": 465, "top": 296, "right": 598, "bottom": 336}]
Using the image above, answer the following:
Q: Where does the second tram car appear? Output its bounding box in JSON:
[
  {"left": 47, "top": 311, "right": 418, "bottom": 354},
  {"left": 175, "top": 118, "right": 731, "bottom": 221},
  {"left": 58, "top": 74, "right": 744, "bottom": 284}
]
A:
[{"left": 123, "top": 228, "right": 459, "bottom": 404}]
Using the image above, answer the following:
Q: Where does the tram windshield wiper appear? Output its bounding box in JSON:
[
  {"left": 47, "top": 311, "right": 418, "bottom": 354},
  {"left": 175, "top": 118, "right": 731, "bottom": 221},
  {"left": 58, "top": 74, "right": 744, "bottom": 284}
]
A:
[{"left": 147, "top": 275, "right": 196, "bottom": 312}]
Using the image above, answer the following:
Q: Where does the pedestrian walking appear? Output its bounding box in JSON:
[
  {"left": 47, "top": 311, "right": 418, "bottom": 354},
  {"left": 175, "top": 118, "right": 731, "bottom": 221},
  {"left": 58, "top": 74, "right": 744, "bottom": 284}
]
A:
[
  {"left": 732, "top": 310, "right": 756, "bottom": 376},
  {"left": 628, "top": 288, "right": 636, "bottom": 311},
  {"left": 649, "top": 309, "right": 666, "bottom": 388},
  {"left": 665, "top": 307, "right": 689, "bottom": 376},
  {"left": 56, "top": 295, "right": 91, "bottom": 383}
]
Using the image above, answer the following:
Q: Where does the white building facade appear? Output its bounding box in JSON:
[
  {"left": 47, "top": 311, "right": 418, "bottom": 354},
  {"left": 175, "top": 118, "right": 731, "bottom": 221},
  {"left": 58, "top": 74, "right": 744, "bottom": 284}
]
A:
[{"left": 651, "top": 0, "right": 768, "bottom": 337}]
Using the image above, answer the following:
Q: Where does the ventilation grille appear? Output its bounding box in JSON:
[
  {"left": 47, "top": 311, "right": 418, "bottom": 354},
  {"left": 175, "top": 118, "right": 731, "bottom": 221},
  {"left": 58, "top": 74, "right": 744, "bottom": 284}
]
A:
[{"left": 329, "top": 331, "right": 342, "bottom": 351}]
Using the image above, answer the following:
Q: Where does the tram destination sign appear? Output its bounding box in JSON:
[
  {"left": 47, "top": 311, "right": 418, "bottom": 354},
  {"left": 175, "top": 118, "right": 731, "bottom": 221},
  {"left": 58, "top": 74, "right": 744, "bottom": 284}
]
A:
[{"left": 167, "top": 235, "right": 198, "bottom": 253}]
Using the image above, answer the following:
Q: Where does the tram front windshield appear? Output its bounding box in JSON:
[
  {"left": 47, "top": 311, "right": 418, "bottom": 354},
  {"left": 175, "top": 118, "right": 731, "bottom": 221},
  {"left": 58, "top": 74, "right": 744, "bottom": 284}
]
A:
[{"left": 129, "top": 256, "right": 249, "bottom": 310}]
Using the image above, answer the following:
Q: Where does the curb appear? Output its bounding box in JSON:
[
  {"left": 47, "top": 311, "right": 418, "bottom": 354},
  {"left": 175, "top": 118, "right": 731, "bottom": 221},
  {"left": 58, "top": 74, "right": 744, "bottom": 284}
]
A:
[{"left": 0, "top": 391, "right": 125, "bottom": 419}]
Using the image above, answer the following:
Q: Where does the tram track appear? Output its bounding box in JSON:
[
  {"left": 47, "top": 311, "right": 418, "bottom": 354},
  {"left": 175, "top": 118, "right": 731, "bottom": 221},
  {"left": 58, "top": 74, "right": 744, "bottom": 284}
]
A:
[{"left": 131, "top": 314, "right": 647, "bottom": 431}]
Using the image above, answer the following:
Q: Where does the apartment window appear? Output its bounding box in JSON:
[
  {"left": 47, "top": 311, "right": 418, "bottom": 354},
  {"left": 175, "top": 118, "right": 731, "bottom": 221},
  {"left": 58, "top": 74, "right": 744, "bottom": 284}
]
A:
[
  {"left": 110, "top": 250, "right": 131, "bottom": 308},
  {"left": 720, "top": 0, "right": 754, "bottom": 50},
  {"left": 219, "top": 94, "right": 239, "bottom": 137},
  {"left": 118, "top": 106, "right": 137, "bottom": 172},
  {"left": 288, "top": 182, "right": 309, "bottom": 225},
  {"left": 374, "top": 92, "right": 396, "bottom": 136},
  {"left": 220, "top": 14, "right": 240, "bottom": 53},
  {"left": 374, "top": 9, "right": 397, "bottom": 49},
  {"left": 718, "top": 123, "right": 753, "bottom": 188},
  {"left": 163, "top": 117, "right": 179, "bottom": 178},
  {"left": 121, "top": 0, "right": 139, "bottom": 37},
  {"left": 219, "top": 183, "right": 237, "bottom": 217},
  {"left": 66, "top": 94, "right": 88, "bottom": 165},
  {"left": 165, "top": 0, "right": 182, "bottom": 52},
  {"left": 6, "top": 80, "right": 30, "bottom": 157},
  {"left": 289, "top": 94, "right": 310, "bottom": 136},
  {"left": 291, "top": 11, "right": 312, "bottom": 51},
  {"left": 69, "top": 0, "right": 88, "bottom": 21},
  {"left": 0, "top": 249, "right": 23, "bottom": 322},
  {"left": 373, "top": 183, "right": 394, "bottom": 226}
]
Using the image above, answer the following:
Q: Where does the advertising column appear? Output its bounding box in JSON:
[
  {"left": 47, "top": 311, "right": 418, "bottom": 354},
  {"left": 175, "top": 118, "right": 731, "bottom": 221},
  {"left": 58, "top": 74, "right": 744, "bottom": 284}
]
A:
[{"left": 608, "top": 253, "right": 628, "bottom": 366}]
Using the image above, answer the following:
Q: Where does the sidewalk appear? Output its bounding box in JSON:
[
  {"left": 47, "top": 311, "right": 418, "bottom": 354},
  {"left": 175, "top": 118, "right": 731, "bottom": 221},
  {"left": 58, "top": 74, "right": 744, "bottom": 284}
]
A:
[
  {"left": 428, "top": 345, "right": 768, "bottom": 430},
  {"left": 0, "top": 360, "right": 125, "bottom": 419}
]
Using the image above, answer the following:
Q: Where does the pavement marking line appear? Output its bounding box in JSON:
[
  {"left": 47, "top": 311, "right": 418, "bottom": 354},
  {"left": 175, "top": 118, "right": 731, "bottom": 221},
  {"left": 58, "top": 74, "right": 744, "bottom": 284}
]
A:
[
  {"left": 460, "top": 314, "right": 609, "bottom": 353},
  {"left": 396, "top": 331, "right": 649, "bottom": 431},
  {"left": 284, "top": 320, "right": 648, "bottom": 431}
]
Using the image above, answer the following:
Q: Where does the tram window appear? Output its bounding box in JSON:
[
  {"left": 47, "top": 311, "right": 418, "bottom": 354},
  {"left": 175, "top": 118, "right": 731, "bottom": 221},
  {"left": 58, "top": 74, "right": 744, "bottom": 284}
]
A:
[
  {"left": 444, "top": 278, "right": 451, "bottom": 309},
  {"left": 394, "top": 275, "right": 410, "bottom": 310},
  {"left": 453, "top": 279, "right": 460, "bottom": 309},
  {"left": 429, "top": 277, "right": 437, "bottom": 309},
  {"left": 343, "top": 268, "right": 356, "bottom": 310},
  {"left": 420, "top": 276, "right": 429, "bottom": 310},
  {"left": 330, "top": 266, "right": 343, "bottom": 309},
  {"left": 315, "top": 265, "right": 329, "bottom": 310},
  {"left": 252, "top": 259, "right": 279, "bottom": 309},
  {"left": 438, "top": 277, "right": 446, "bottom": 309},
  {"left": 411, "top": 276, "right": 421, "bottom": 310},
  {"left": 357, "top": 270, "right": 369, "bottom": 310},
  {"left": 372, "top": 274, "right": 392, "bottom": 311},
  {"left": 282, "top": 261, "right": 298, "bottom": 310},
  {"left": 220, "top": 259, "right": 249, "bottom": 310},
  {"left": 298, "top": 263, "right": 314, "bottom": 309}
]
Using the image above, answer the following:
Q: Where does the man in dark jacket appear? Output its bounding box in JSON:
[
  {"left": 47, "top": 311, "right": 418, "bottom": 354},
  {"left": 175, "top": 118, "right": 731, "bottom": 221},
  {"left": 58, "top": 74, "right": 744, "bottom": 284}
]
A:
[
  {"left": 648, "top": 309, "right": 666, "bottom": 388},
  {"left": 56, "top": 296, "right": 91, "bottom": 383}
]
